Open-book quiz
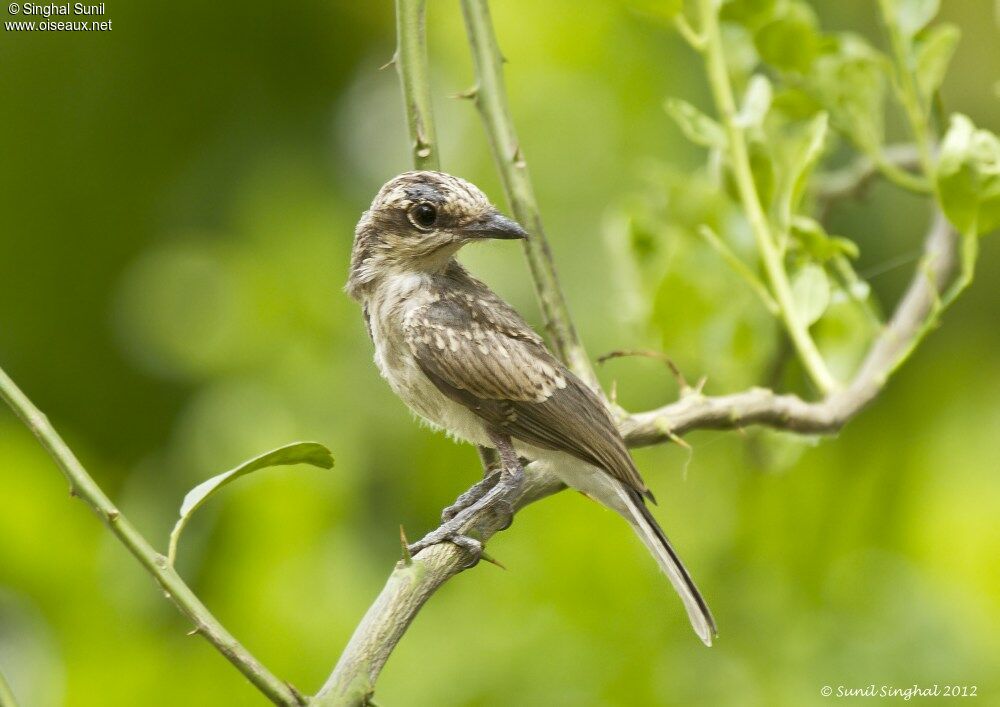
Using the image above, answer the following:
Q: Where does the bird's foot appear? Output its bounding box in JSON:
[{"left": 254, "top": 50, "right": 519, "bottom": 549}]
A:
[
  {"left": 441, "top": 469, "right": 502, "bottom": 521},
  {"left": 411, "top": 473, "right": 521, "bottom": 566},
  {"left": 407, "top": 528, "right": 484, "bottom": 567}
]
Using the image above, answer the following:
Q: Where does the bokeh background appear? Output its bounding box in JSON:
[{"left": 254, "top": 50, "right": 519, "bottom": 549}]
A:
[{"left": 1, "top": 1, "right": 998, "bottom": 705}]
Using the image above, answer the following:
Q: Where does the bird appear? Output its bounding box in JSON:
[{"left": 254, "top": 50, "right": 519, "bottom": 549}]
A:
[{"left": 346, "top": 170, "right": 717, "bottom": 646}]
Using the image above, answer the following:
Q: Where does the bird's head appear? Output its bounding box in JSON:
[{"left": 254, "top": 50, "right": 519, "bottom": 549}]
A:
[{"left": 346, "top": 171, "right": 527, "bottom": 298}]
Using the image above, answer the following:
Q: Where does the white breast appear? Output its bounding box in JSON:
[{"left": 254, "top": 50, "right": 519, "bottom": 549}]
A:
[{"left": 366, "top": 272, "right": 490, "bottom": 447}]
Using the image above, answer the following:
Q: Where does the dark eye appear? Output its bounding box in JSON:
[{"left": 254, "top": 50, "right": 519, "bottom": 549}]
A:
[{"left": 408, "top": 202, "right": 438, "bottom": 230}]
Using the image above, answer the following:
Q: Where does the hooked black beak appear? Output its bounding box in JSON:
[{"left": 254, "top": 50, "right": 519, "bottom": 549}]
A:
[{"left": 464, "top": 211, "right": 528, "bottom": 240}]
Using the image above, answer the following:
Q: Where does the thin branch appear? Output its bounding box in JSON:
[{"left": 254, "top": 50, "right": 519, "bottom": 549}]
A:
[
  {"left": 815, "top": 143, "right": 922, "bottom": 208},
  {"left": 621, "top": 212, "right": 957, "bottom": 445},
  {"left": 395, "top": 0, "right": 438, "bottom": 170},
  {"left": 0, "top": 369, "right": 302, "bottom": 707},
  {"left": 459, "top": 0, "right": 599, "bottom": 390}
]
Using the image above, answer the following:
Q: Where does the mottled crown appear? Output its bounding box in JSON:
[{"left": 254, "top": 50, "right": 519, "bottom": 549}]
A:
[{"left": 370, "top": 170, "right": 493, "bottom": 222}]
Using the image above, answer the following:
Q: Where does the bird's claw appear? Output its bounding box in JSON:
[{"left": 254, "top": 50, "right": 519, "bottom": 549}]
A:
[
  {"left": 407, "top": 532, "right": 483, "bottom": 568},
  {"left": 441, "top": 469, "right": 502, "bottom": 522}
]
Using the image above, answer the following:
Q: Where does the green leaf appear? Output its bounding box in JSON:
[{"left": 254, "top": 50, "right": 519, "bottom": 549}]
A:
[
  {"left": 914, "top": 23, "right": 960, "bottom": 103},
  {"left": 754, "top": 4, "right": 820, "bottom": 73},
  {"left": 936, "top": 114, "right": 1000, "bottom": 235},
  {"left": 665, "top": 98, "right": 727, "bottom": 149},
  {"left": 772, "top": 112, "right": 828, "bottom": 228},
  {"left": 891, "top": 0, "right": 940, "bottom": 39},
  {"left": 168, "top": 441, "right": 334, "bottom": 565},
  {"left": 737, "top": 74, "right": 773, "bottom": 129},
  {"left": 791, "top": 264, "right": 831, "bottom": 327},
  {"left": 811, "top": 36, "right": 888, "bottom": 153},
  {"left": 720, "top": 0, "right": 778, "bottom": 29},
  {"left": 790, "top": 216, "right": 859, "bottom": 262}
]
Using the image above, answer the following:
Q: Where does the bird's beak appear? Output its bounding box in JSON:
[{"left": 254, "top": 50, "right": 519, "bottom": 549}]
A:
[{"left": 465, "top": 210, "right": 528, "bottom": 240}]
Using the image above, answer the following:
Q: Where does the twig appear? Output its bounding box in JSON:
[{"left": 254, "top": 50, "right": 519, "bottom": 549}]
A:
[
  {"left": 0, "top": 368, "right": 302, "bottom": 707},
  {"left": 815, "top": 143, "right": 922, "bottom": 209},
  {"left": 395, "top": 0, "right": 438, "bottom": 170},
  {"left": 459, "top": 0, "right": 599, "bottom": 390}
]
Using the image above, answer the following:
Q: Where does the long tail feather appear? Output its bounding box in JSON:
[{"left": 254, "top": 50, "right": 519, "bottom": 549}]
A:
[{"left": 614, "top": 485, "right": 717, "bottom": 646}]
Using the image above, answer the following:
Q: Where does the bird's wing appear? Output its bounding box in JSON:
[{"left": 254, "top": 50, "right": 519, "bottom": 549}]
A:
[{"left": 404, "top": 293, "right": 650, "bottom": 498}]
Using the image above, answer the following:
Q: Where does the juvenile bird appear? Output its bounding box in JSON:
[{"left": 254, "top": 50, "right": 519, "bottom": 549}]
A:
[{"left": 346, "top": 171, "right": 716, "bottom": 645}]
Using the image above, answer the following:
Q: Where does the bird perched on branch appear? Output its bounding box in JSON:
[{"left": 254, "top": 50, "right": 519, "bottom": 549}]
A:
[{"left": 346, "top": 170, "right": 716, "bottom": 645}]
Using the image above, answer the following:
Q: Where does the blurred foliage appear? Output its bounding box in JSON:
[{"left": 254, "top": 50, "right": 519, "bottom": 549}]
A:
[{"left": 0, "top": 1, "right": 998, "bottom": 705}]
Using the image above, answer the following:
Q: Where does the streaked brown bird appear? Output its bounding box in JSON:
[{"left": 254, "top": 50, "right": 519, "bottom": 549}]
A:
[{"left": 346, "top": 170, "right": 716, "bottom": 645}]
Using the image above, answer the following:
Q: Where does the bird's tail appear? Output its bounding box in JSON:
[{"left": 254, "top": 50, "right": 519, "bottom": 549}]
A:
[{"left": 612, "top": 484, "right": 718, "bottom": 646}]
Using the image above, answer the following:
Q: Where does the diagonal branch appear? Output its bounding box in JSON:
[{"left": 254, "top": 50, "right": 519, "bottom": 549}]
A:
[{"left": 0, "top": 368, "right": 303, "bottom": 707}]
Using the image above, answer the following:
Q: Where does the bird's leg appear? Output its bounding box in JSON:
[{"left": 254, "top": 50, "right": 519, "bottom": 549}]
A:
[
  {"left": 408, "top": 433, "right": 525, "bottom": 565},
  {"left": 441, "top": 467, "right": 502, "bottom": 522}
]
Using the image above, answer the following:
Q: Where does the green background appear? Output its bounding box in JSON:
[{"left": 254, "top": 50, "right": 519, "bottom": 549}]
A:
[{"left": 0, "top": 2, "right": 997, "bottom": 705}]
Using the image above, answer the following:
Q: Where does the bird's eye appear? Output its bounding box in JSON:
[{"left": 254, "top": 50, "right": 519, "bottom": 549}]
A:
[{"left": 408, "top": 203, "right": 438, "bottom": 231}]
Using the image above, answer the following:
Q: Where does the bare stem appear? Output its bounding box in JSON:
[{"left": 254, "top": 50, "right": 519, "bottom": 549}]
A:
[
  {"left": 698, "top": 0, "right": 838, "bottom": 395},
  {"left": 395, "top": 0, "right": 438, "bottom": 170},
  {"left": 459, "top": 0, "right": 599, "bottom": 390},
  {"left": 0, "top": 368, "right": 302, "bottom": 707}
]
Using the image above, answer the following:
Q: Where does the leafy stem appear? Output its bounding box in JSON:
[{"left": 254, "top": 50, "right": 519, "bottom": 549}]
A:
[
  {"left": 696, "top": 0, "right": 838, "bottom": 395},
  {"left": 878, "top": 0, "right": 935, "bottom": 178}
]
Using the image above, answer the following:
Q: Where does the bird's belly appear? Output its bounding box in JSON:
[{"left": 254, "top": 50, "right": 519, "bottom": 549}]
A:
[{"left": 372, "top": 323, "right": 489, "bottom": 447}]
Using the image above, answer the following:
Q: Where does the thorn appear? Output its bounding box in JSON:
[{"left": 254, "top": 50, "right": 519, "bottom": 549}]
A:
[
  {"left": 399, "top": 525, "right": 413, "bottom": 566},
  {"left": 666, "top": 430, "right": 692, "bottom": 450},
  {"left": 610, "top": 379, "right": 618, "bottom": 406},
  {"left": 415, "top": 145, "right": 431, "bottom": 158},
  {"left": 479, "top": 550, "right": 507, "bottom": 570},
  {"left": 106, "top": 509, "right": 120, "bottom": 522},
  {"left": 664, "top": 358, "right": 692, "bottom": 395},
  {"left": 68, "top": 486, "right": 78, "bottom": 498},
  {"left": 379, "top": 53, "right": 397, "bottom": 71},
  {"left": 693, "top": 375, "right": 708, "bottom": 396},
  {"left": 453, "top": 85, "right": 478, "bottom": 100},
  {"left": 512, "top": 144, "right": 526, "bottom": 168},
  {"left": 187, "top": 626, "right": 201, "bottom": 636}
]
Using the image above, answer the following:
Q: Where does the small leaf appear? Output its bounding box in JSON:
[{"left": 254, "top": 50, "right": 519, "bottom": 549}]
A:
[
  {"left": 790, "top": 216, "right": 859, "bottom": 261},
  {"left": 737, "top": 74, "right": 773, "bottom": 129},
  {"left": 771, "top": 113, "right": 828, "bottom": 229},
  {"left": 791, "top": 264, "right": 831, "bottom": 327},
  {"left": 914, "top": 23, "right": 960, "bottom": 103},
  {"left": 168, "top": 441, "right": 334, "bottom": 564},
  {"left": 665, "top": 98, "right": 727, "bottom": 149},
  {"left": 892, "top": 0, "right": 940, "bottom": 39},
  {"left": 754, "top": 4, "right": 820, "bottom": 73},
  {"left": 936, "top": 114, "right": 1000, "bottom": 235}
]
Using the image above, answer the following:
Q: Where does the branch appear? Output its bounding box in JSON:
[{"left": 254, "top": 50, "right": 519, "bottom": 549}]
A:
[
  {"left": 815, "top": 143, "right": 922, "bottom": 208},
  {"left": 459, "top": 0, "right": 599, "bottom": 390},
  {"left": 0, "top": 368, "right": 303, "bottom": 707},
  {"left": 312, "top": 467, "right": 565, "bottom": 705},
  {"left": 394, "top": 0, "right": 438, "bottom": 170},
  {"left": 621, "top": 211, "right": 957, "bottom": 445}
]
